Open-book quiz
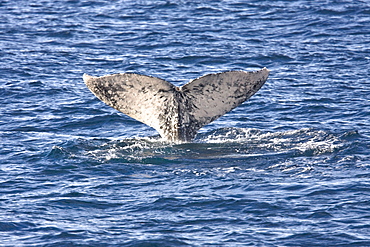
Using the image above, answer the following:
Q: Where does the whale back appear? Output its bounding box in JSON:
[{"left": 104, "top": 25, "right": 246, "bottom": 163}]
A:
[{"left": 84, "top": 68, "right": 269, "bottom": 142}]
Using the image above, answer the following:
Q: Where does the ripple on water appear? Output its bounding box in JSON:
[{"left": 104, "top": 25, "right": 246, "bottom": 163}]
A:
[{"left": 1, "top": 0, "right": 370, "bottom": 246}]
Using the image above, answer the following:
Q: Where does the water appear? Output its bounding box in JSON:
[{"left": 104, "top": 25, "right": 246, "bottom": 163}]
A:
[{"left": 1, "top": 0, "right": 370, "bottom": 246}]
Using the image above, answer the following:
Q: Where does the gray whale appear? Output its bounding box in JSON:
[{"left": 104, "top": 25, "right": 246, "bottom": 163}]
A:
[{"left": 83, "top": 68, "right": 269, "bottom": 143}]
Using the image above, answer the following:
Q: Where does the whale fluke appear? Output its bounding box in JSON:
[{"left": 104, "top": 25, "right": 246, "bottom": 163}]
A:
[{"left": 83, "top": 68, "right": 269, "bottom": 143}]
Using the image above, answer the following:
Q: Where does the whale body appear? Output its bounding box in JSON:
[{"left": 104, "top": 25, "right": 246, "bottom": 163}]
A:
[{"left": 83, "top": 68, "right": 269, "bottom": 143}]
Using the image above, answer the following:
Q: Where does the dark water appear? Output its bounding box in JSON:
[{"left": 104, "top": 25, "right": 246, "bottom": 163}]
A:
[{"left": 1, "top": 0, "right": 370, "bottom": 246}]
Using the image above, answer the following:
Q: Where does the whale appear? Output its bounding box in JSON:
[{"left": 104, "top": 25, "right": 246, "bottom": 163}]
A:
[{"left": 83, "top": 68, "right": 269, "bottom": 143}]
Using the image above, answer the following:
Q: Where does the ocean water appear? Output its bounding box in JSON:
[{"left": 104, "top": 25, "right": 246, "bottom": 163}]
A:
[{"left": 1, "top": 0, "right": 370, "bottom": 246}]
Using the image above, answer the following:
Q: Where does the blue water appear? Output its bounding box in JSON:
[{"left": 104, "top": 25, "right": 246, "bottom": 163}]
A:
[{"left": 1, "top": 0, "right": 370, "bottom": 246}]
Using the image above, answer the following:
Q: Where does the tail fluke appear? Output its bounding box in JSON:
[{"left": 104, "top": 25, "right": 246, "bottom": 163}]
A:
[{"left": 84, "top": 68, "right": 269, "bottom": 143}]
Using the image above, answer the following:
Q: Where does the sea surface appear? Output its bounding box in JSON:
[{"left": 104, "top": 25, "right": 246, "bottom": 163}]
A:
[{"left": 1, "top": 0, "right": 370, "bottom": 246}]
